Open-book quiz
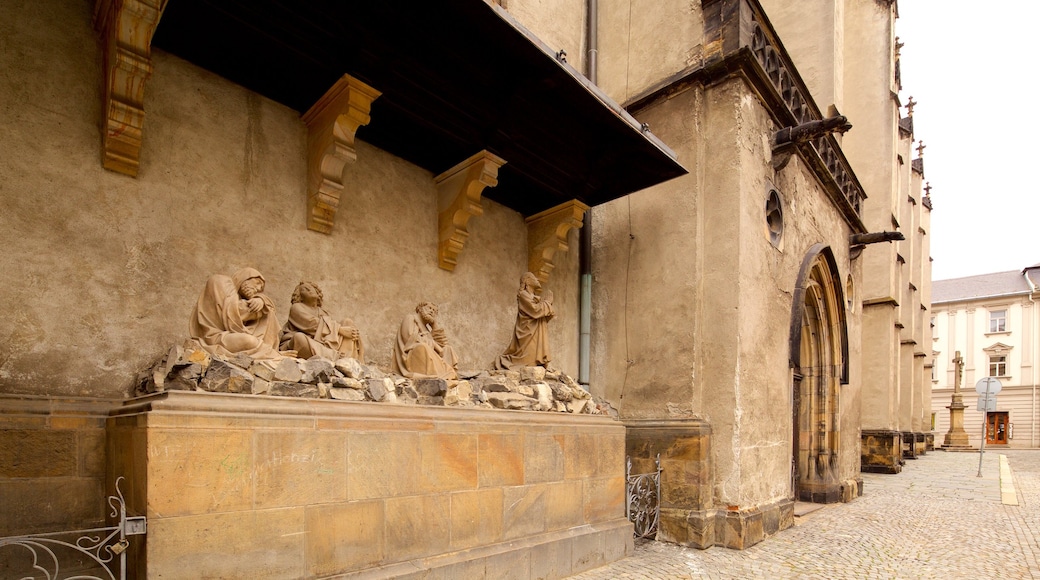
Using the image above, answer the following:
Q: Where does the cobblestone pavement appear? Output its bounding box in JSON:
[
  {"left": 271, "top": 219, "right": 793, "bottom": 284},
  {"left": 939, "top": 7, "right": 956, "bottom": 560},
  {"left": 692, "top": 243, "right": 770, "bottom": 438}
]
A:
[{"left": 570, "top": 449, "right": 1040, "bottom": 579}]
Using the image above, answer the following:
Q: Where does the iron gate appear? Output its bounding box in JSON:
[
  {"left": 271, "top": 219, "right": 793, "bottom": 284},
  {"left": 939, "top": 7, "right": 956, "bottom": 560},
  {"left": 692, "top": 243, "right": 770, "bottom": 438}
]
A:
[
  {"left": 625, "top": 454, "right": 661, "bottom": 539},
  {"left": 0, "top": 477, "right": 146, "bottom": 580}
]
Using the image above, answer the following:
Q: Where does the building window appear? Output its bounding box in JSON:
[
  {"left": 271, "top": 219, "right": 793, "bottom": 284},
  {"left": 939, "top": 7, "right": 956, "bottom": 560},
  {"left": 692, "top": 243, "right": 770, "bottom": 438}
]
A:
[
  {"left": 931, "top": 365, "right": 937, "bottom": 381},
  {"left": 990, "top": 309, "right": 1007, "bottom": 333},
  {"left": 765, "top": 188, "right": 784, "bottom": 248},
  {"left": 989, "top": 354, "right": 1007, "bottom": 377},
  {"left": 930, "top": 413, "right": 936, "bottom": 431}
]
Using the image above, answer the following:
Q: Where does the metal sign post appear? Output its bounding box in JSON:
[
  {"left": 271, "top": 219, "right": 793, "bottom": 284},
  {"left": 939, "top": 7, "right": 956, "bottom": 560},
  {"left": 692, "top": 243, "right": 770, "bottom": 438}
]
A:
[{"left": 976, "top": 377, "right": 1003, "bottom": 477}]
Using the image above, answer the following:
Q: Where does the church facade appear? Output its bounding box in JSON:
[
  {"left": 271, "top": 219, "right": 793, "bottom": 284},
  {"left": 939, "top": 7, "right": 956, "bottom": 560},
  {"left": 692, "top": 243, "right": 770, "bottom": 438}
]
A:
[{"left": 1, "top": 0, "right": 932, "bottom": 576}]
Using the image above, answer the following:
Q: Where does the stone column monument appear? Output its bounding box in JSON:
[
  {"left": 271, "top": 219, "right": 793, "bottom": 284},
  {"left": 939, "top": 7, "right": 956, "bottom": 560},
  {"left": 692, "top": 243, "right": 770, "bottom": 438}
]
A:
[{"left": 942, "top": 351, "right": 974, "bottom": 450}]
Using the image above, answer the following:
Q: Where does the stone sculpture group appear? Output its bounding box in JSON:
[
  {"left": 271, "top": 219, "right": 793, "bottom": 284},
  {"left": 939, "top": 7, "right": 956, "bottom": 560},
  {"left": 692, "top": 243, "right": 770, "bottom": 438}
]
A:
[
  {"left": 141, "top": 268, "right": 610, "bottom": 415},
  {"left": 187, "top": 268, "right": 553, "bottom": 373}
]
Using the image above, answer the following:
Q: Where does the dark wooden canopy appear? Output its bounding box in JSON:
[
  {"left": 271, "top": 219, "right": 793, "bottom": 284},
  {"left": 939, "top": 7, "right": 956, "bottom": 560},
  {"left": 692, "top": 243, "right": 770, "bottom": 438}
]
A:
[{"left": 152, "top": 0, "right": 687, "bottom": 217}]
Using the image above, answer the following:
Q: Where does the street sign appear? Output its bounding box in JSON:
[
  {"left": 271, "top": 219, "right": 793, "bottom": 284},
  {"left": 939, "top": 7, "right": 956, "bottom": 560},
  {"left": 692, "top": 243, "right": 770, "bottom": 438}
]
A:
[
  {"left": 975, "top": 377, "right": 1003, "bottom": 395},
  {"left": 977, "top": 394, "right": 997, "bottom": 412},
  {"left": 975, "top": 377, "right": 1003, "bottom": 478}
]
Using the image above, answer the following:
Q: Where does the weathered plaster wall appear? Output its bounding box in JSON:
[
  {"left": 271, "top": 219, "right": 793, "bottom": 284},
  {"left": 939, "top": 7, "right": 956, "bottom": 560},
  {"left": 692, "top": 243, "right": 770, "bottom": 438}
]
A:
[
  {"left": 505, "top": 0, "right": 588, "bottom": 74},
  {"left": 0, "top": 0, "right": 581, "bottom": 399},
  {"left": 843, "top": 0, "right": 902, "bottom": 436},
  {"left": 861, "top": 305, "right": 899, "bottom": 429},
  {"left": 591, "top": 74, "right": 861, "bottom": 510},
  {"left": 596, "top": 0, "right": 704, "bottom": 105},
  {"left": 716, "top": 78, "right": 860, "bottom": 506},
  {"left": 759, "top": 0, "right": 844, "bottom": 113},
  {"left": 843, "top": 0, "right": 899, "bottom": 303},
  {"left": 588, "top": 85, "right": 702, "bottom": 419}
]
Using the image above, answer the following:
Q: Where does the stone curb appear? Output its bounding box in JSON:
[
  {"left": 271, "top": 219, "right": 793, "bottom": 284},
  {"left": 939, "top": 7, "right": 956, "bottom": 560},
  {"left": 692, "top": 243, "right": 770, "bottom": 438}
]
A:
[{"left": 1000, "top": 454, "right": 1020, "bottom": 505}]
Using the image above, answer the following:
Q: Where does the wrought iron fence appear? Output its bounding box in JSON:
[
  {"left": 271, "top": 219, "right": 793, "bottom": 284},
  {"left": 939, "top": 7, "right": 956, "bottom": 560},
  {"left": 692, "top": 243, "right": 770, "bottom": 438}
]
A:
[
  {"left": 625, "top": 454, "right": 661, "bottom": 539},
  {"left": 0, "top": 477, "right": 146, "bottom": 580}
]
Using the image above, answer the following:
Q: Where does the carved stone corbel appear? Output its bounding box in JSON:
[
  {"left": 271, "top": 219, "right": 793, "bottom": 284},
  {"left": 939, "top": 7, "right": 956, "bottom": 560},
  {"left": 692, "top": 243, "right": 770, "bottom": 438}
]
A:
[
  {"left": 93, "top": 0, "right": 167, "bottom": 177},
  {"left": 526, "top": 200, "right": 590, "bottom": 284},
  {"left": 301, "top": 75, "right": 382, "bottom": 234},
  {"left": 435, "top": 151, "right": 507, "bottom": 271}
]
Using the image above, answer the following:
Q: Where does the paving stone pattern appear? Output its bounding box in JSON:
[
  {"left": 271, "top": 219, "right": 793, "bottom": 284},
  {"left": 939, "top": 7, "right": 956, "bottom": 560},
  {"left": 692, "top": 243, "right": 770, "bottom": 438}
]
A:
[{"left": 570, "top": 450, "right": 1040, "bottom": 579}]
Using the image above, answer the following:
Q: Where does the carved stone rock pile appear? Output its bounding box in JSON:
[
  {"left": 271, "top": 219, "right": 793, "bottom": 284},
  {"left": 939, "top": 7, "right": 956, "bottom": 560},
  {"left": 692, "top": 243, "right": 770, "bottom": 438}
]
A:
[{"left": 137, "top": 340, "right": 615, "bottom": 417}]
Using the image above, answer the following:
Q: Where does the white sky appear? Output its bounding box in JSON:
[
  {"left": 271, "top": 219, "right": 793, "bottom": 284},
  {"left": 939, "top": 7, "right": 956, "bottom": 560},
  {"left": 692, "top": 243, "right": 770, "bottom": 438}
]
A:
[{"left": 896, "top": 1, "right": 1038, "bottom": 281}]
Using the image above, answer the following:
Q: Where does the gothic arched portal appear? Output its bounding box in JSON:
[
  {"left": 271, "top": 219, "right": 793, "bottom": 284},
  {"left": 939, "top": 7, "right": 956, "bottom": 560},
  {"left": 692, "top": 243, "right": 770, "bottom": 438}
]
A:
[{"left": 789, "top": 245, "right": 848, "bottom": 503}]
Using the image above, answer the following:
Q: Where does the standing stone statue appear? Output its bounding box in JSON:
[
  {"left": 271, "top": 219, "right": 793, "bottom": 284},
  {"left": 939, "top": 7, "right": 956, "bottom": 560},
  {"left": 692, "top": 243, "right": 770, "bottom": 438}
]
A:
[
  {"left": 189, "top": 268, "right": 282, "bottom": 359},
  {"left": 494, "top": 272, "right": 554, "bottom": 370},
  {"left": 280, "top": 281, "right": 365, "bottom": 361},
  {"left": 392, "top": 302, "right": 459, "bottom": 380}
]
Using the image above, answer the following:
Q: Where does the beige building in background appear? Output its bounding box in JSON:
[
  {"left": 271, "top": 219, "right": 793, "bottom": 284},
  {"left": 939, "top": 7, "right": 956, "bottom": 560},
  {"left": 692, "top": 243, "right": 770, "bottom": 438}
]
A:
[
  {"left": 0, "top": 0, "right": 936, "bottom": 575},
  {"left": 931, "top": 266, "right": 1040, "bottom": 449}
]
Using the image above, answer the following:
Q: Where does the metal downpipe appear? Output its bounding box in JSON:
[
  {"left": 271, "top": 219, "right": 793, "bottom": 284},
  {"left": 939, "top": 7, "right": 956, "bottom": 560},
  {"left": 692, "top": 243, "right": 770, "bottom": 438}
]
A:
[{"left": 579, "top": 0, "right": 597, "bottom": 386}]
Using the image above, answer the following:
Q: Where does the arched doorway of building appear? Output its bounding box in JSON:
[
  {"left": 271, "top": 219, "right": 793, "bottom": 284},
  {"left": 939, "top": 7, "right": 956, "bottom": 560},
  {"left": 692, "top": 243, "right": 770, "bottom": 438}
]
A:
[{"left": 789, "top": 245, "right": 848, "bottom": 503}]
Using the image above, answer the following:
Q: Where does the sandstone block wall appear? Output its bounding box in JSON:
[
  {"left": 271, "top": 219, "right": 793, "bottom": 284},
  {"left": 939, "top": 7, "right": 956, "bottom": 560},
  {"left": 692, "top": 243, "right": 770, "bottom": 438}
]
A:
[
  {"left": 0, "top": 396, "right": 114, "bottom": 536},
  {"left": 107, "top": 391, "right": 631, "bottom": 579}
]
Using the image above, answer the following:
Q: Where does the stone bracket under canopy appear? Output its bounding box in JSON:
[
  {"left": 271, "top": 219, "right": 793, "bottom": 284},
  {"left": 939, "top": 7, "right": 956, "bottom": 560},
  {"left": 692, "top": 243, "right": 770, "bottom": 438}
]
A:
[
  {"left": 526, "top": 199, "right": 589, "bottom": 284},
  {"left": 435, "top": 150, "right": 507, "bottom": 272},
  {"left": 94, "top": 0, "right": 167, "bottom": 177},
  {"left": 302, "top": 74, "right": 382, "bottom": 234}
]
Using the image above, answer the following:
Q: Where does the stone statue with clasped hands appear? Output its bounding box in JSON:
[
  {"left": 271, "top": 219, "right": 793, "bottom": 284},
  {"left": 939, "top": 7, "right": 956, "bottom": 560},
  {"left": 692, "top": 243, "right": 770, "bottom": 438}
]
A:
[
  {"left": 392, "top": 302, "right": 459, "bottom": 380},
  {"left": 280, "top": 281, "right": 365, "bottom": 361},
  {"left": 189, "top": 267, "right": 282, "bottom": 359}
]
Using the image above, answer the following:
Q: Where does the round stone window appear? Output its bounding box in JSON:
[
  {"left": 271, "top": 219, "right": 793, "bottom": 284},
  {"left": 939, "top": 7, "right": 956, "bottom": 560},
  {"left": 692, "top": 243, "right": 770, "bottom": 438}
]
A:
[{"left": 766, "top": 189, "right": 784, "bottom": 248}]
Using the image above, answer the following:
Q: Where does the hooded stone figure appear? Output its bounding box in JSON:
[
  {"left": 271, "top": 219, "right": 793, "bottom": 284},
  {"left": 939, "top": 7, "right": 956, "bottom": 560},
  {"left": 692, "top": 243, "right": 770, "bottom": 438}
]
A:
[
  {"left": 189, "top": 267, "right": 282, "bottom": 359},
  {"left": 494, "top": 272, "right": 554, "bottom": 370}
]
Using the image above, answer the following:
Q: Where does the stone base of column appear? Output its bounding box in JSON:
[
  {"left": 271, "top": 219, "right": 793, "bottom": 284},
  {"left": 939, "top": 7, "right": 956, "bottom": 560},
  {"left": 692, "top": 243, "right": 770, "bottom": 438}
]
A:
[
  {"left": 796, "top": 478, "right": 861, "bottom": 504},
  {"left": 625, "top": 420, "right": 795, "bottom": 550},
  {"left": 901, "top": 431, "right": 918, "bottom": 459},
  {"left": 861, "top": 430, "right": 903, "bottom": 474},
  {"left": 714, "top": 498, "right": 794, "bottom": 550},
  {"left": 658, "top": 498, "right": 796, "bottom": 551},
  {"left": 914, "top": 432, "right": 927, "bottom": 456},
  {"left": 625, "top": 419, "right": 713, "bottom": 548},
  {"left": 942, "top": 428, "right": 975, "bottom": 451}
]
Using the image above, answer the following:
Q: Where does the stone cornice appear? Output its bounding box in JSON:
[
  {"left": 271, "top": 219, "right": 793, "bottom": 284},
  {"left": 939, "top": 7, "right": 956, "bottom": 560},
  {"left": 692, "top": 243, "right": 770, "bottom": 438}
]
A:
[
  {"left": 93, "top": 0, "right": 167, "bottom": 176},
  {"left": 302, "top": 75, "right": 382, "bottom": 234},
  {"left": 110, "top": 390, "right": 619, "bottom": 429}
]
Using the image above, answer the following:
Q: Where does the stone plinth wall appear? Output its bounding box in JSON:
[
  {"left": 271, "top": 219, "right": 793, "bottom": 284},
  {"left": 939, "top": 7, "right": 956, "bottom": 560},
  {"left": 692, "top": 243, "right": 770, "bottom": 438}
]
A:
[
  {"left": 0, "top": 395, "right": 114, "bottom": 536},
  {"left": 107, "top": 391, "right": 631, "bottom": 579},
  {"left": 914, "top": 432, "right": 928, "bottom": 456},
  {"left": 861, "top": 430, "right": 902, "bottom": 474},
  {"left": 714, "top": 498, "right": 795, "bottom": 550},
  {"left": 625, "top": 420, "right": 712, "bottom": 548},
  {"left": 625, "top": 419, "right": 795, "bottom": 550},
  {"left": 901, "top": 431, "right": 918, "bottom": 460}
]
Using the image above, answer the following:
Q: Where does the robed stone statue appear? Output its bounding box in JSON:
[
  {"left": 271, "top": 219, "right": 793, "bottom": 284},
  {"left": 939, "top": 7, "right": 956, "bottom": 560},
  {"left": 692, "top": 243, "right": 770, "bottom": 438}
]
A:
[
  {"left": 494, "top": 272, "right": 554, "bottom": 370},
  {"left": 280, "top": 281, "right": 365, "bottom": 361},
  {"left": 392, "top": 302, "right": 459, "bottom": 380},
  {"left": 189, "top": 268, "right": 282, "bottom": 359}
]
